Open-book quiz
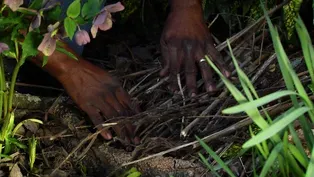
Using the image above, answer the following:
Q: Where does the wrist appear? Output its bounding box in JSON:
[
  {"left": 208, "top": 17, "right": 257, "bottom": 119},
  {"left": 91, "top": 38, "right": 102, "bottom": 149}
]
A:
[
  {"left": 169, "top": 0, "right": 202, "bottom": 9},
  {"left": 31, "top": 44, "right": 81, "bottom": 80}
]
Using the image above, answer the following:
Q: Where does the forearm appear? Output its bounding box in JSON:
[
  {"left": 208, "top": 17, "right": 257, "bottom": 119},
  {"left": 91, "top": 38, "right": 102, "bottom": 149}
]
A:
[{"left": 168, "top": 0, "right": 202, "bottom": 9}]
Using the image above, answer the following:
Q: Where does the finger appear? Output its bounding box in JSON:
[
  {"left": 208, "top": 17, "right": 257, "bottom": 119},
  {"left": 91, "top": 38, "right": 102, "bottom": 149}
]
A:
[
  {"left": 97, "top": 99, "right": 128, "bottom": 141},
  {"left": 103, "top": 91, "right": 128, "bottom": 117},
  {"left": 159, "top": 40, "right": 170, "bottom": 77},
  {"left": 206, "top": 41, "right": 231, "bottom": 78},
  {"left": 80, "top": 104, "right": 112, "bottom": 140},
  {"left": 195, "top": 48, "right": 217, "bottom": 92},
  {"left": 98, "top": 101, "right": 131, "bottom": 144},
  {"left": 168, "top": 46, "right": 183, "bottom": 92},
  {"left": 95, "top": 100, "right": 129, "bottom": 142},
  {"left": 125, "top": 123, "right": 140, "bottom": 145},
  {"left": 114, "top": 88, "right": 140, "bottom": 144},
  {"left": 115, "top": 88, "right": 140, "bottom": 114},
  {"left": 183, "top": 43, "right": 197, "bottom": 96},
  {"left": 103, "top": 91, "right": 139, "bottom": 144}
]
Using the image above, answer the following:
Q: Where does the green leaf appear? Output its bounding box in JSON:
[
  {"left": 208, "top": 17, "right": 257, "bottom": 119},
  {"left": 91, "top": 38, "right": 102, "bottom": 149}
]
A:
[
  {"left": 75, "top": 16, "right": 88, "bottom": 25},
  {"left": 259, "top": 143, "right": 283, "bottom": 177},
  {"left": 42, "top": 56, "right": 49, "bottom": 67},
  {"left": 81, "top": 0, "right": 101, "bottom": 19},
  {"left": 0, "top": 16, "right": 22, "bottom": 31},
  {"left": 12, "top": 119, "right": 43, "bottom": 136},
  {"left": 198, "top": 153, "right": 220, "bottom": 177},
  {"left": 0, "top": 36, "right": 16, "bottom": 59},
  {"left": 7, "top": 137, "right": 27, "bottom": 149},
  {"left": 21, "top": 32, "right": 41, "bottom": 65},
  {"left": 67, "top": 0, "right": 81, "bottom": 18},
  {"left": 56, "top": 46, "right": 78, "bottom": 61},
  {"left": 222, "top": 90, "right": 298, "bottom": 114},
  {"left": 46, "top": 5, "right": 62, "bottom": 21},
  {"left": 0, "top": 154, "right": 12, "bottom": 159},
  {"left": 64, "top": 17, "right": 77, "bottom": 40},
  {"left": 243, "top": 106, "right": 310, "bottom": 148},
  {"left": 29, "top": 0, "right": 43, "bottom": 10},
  {"left": 289, "top": 144, "right": 308, "bottom": 169},
  {"left": 196, "top": 136, "right": 236, "bottom": 177},
  {"left": 305, "top": 144, "right": 314, "bottom": 177},
  {"left": 127, "top": 172, "right": 141, "bottom": 177},
  {"left": 28, "top": 136, "right": 37, "bottom": 171},
  {"left": 11, "top": 23, "right": 28, "bottom": 40}
]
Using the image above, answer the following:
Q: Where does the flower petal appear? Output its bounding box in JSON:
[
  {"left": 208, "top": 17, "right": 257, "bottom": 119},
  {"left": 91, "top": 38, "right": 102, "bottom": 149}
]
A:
[
  {"left": 98, "top": 17, "right": 113, "bottom": 31},
  {"left": 103, "top": 2, "right": 125, "bottom": 13},
  {"left": 4, "top": 0, "right": 23, "bottom": 11},
  {"left": 75, "top": 30, "right": 90, "bottom": 46},
  {"left": 91, "top": 25, "right": 99, "bottom": 38},
  {"left": 0, "top": 43, "right": 9, "bottom": 54},
  {"left": 29, "top": 14, "right": 42, "bottom": 32},
  {"left": 93, "top": 11, "right": 109, "bottom": 26},
  {"left": 37, "top": 33, "right": 56, "bottom": 56}
]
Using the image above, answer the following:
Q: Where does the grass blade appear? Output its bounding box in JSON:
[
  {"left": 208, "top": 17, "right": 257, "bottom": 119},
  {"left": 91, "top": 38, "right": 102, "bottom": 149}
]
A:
[
  {"left": 243, "top": 106, "right": 310, "bottom": 148},
  {"left": 223, "top": 90, "right": 298, "bottom": 114},
  {"left": 196, "top": 136, "right": 236, "bottom": 177},
  {"left": 259, "top": 142, "right": 283, "bottom": 177}
]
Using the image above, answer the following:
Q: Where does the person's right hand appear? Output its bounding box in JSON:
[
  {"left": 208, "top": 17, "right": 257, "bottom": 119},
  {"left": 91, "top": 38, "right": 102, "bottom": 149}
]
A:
[
  {"left": 32, "top": 44, "right": 141, "bottom": 146},
  {"left": 160, "top": 0, "right": 230, "bottom": 96}
]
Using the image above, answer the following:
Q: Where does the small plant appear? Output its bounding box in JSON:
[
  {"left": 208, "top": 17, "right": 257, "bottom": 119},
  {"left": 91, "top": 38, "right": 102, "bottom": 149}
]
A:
[
  {"left": 0, "top": 0, "right": 124, "bottom": 173},
  {"left": 197, "top": 1, "right": 314, "bottom": 176}
]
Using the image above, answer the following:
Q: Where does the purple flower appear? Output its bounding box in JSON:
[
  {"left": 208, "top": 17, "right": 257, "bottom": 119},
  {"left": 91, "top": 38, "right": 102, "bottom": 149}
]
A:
[
  {"left": 37, "top": 33, "right": 56, "bottom": 56},
  {"left": 37, "top": 22, "right": 59, "bottom": 56},
  {"left": 0, "top": 43, "right": 9, "bottom": 54},
  {"left": 28, "top": 0, "right": 59, "bottom": 32},
  {"left": 4, "top": 0, "right": 24, "bottom": 11},
  {"left": 75, "top": 30, "right": 91, "bottom": 46},
  {"left": 91, "top": 2, "right": 124, "bottom": 38},
  {"left": 29, "top": 13, "right": 41, "bottom": 32}
]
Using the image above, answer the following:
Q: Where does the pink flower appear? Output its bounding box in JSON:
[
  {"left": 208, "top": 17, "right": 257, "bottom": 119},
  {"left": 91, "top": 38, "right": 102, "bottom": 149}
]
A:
[
  {"left": 4, "top": 0, "right": 23, "bottom": 11},
  {"left": 37, "top": 22, "right": 59, "bottom": 56},
  {"left": 37, "top": 33, "right": 56, "bottom": 56},
  {"left": 75, "top": 30, "right": 91, "bottom": 46},
  {"left": 91, "top": 2, "right": 124, "bottom": 38},
  {"left": 0, "top": 43, "right": 9, "bottom": 54}
]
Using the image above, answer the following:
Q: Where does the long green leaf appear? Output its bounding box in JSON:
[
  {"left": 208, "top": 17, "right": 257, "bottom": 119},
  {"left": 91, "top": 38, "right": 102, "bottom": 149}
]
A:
[
  {"left": 243, "top": 106, "right": 310, "bottom": 148},
  {"left": 223, "top": 90, "right": 298, "bottom": 114},
  {"left": 288, "top": 144, "right": 308, "bottom": 169},
  {"left": 305, "top": 144, "right": 314, "bottom": 177},
  {"left": 259, "top": 143, "right": 283, "bottom": 177},
  {"left": 196, "top": 136, "right": 236, "bottom": 177}
]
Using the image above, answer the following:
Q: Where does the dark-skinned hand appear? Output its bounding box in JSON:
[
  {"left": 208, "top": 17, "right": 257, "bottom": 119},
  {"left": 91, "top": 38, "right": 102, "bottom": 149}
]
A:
[
  {"left": 160, "top": 0, "right": 230, "bottom": 96},
  {"left": 32, "top": 45, "right": 140, "bottom": 146}
]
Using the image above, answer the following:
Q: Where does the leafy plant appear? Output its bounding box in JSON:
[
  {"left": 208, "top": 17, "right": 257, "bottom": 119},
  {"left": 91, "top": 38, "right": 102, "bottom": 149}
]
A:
[
  {"left": 197, "top": 0, "right": 314, "bottom": 176},
  {"left": 0, "top": 0, "right": 125, "bottom": 173}
]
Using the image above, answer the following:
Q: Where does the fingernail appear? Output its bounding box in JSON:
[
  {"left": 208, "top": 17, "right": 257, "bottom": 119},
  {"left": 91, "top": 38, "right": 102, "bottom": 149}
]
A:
[
  {"left": 101, "top": 131, "right": 112, "bottom": 140},
  {"left": 132, "top": 136, "right": 141, "bottom": 145},
  {"left": 190, "top": 92, "right": 197, "bottom": 102},
  {"left": 206, "top": 84, "right": 217, "bottom": 92}
]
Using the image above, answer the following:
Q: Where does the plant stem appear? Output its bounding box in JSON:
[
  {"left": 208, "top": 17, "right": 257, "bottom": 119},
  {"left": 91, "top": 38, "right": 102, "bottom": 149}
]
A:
[
  {"left": 1, "top": 58, "right": 7, "bottom": 118},
  {"left": 0, "top": 56, "right": 4, "bottom": 121},
  {"left": 8, "top": 62, "right": 21, "bottom": 113}
]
